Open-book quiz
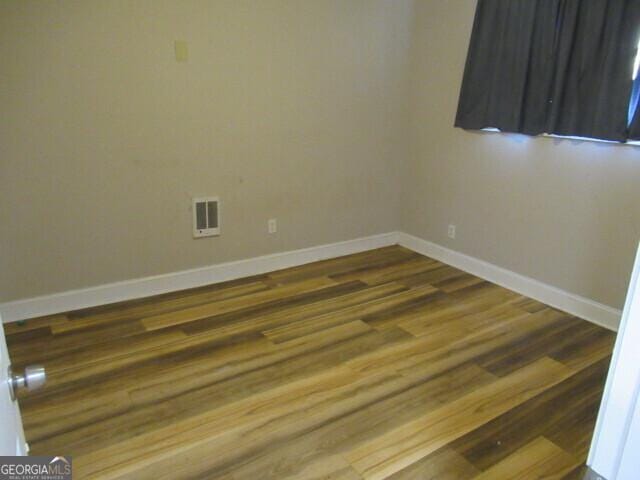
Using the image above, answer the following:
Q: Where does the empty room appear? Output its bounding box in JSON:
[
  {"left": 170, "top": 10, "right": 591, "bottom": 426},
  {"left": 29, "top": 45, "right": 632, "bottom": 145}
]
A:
[{"left": 2, "top": 1, "right": 640, "bottom": 479}]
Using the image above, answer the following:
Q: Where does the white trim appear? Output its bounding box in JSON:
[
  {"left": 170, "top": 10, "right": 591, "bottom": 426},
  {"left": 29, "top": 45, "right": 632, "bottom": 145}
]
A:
[
  {"left": 587, "top": 241, "right": 640, "bottom": 479},
  {"left": 480, "top": 127, "right": 640, "bottom": 147},
  {"left": 1, "top": 230, "right": 622, "bottom": 331},
  {"left": 398, "top": 232, "right": 621, "bottom": 331},
  {"left": 616, "top": 387, "right": 640, "bottom": 480},
  {"left": 0, "top": 232, "right": 399, "bottom": 323}
]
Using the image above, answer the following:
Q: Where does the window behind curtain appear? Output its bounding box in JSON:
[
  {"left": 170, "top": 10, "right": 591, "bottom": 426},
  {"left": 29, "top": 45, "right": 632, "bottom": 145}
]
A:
[{"left": 455, "top": 0, "right": 640, "bottom": 143}]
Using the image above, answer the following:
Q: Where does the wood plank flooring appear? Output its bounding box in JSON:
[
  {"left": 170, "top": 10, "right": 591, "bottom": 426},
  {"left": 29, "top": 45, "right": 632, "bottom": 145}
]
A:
[{"left": 5, "top": 246, "right": 615, "bottom": 479}]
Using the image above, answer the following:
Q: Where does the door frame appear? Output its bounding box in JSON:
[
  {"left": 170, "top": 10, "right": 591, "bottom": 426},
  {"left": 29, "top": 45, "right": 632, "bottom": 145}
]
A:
[
  {"left": 588, "top": 241, "right": 640, "bottom": 479},
  {"left": 0, "top": 315, "right": 28, "bottom": 456}
]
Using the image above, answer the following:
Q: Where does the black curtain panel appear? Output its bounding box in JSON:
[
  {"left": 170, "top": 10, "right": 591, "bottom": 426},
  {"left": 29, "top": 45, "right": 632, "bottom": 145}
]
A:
[
  {"left": 455, "top": 0, "right": 560, "bottom": 134},
  {"left": 455, "top": 0, "right": 640, "bottom": 142},
  {"left": 547, "top": 0, "right": 640, "bottom": 141}
]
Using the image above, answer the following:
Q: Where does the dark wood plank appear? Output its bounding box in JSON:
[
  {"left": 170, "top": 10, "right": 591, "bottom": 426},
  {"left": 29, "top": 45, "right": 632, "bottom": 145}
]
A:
[
  {"left": 200, "top": 364, "right": 495, "bottom": 480},
  {"left": 450, "top": 356, "right": 610, "bottom": 471},
  {"left": 179, "top": 279, "right": 368, "bottom": 335},
  {"left": 386, "top": 448, "right": 480, "bottom": 480},
  {"left": 560, "top": 465, "right": 607, "bottom": 480}
]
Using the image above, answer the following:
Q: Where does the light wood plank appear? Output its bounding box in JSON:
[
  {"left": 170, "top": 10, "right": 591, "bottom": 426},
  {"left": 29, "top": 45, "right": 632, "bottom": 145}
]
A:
[
  {"left": 142, "top": 276, "right": 338, "bottom": 330},
  {"left": 209, "top": 364, "right": 496, "bottom": 480},
  {"left": 330, "top": 257, "right": 441, "bottom": 286},
  {"left": 263, "top": 284, "right": 437, "bottom": 343},
  {"left": 471, "top": 437, "right": 579, "bottom": 480},
  {"left": 387, "top": 448, "right": 479, "bottom": 480},
  {"left": 344, "top": 358, "right": 572, "bottom": 480},
  {"left": 51, "top": 281, "right": 270, "bottom": 334}
]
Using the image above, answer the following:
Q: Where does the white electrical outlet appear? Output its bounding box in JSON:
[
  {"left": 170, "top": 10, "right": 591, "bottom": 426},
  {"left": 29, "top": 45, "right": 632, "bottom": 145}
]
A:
[
  {"left": 448, "top": 224, "right": 456, "bottom": 239},
  {"left": 268, "top": 218, "right": 277, "bottom": 234}
]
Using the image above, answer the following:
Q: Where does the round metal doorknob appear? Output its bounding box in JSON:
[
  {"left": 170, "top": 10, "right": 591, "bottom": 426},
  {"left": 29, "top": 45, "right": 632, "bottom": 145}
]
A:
[{"left": 7, "top": 365, "right": 46, "bottom": 400}]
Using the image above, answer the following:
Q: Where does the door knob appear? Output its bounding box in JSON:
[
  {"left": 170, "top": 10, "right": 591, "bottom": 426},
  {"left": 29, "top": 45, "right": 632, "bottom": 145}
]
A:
[{"left": 8, "top": 365, "right": 46, "bottom": 400}]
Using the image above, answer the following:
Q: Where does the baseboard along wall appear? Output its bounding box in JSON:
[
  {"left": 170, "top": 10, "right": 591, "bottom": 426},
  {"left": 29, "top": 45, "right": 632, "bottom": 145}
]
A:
[
  {"left": 396, "top": 232, "right": 621, "bottom": 331},
  {"left": 0, "top": 231, "right": 621, "bottom": 330},
  {"left": 0, "top": 233, "right": 398, "bottom": 323}
]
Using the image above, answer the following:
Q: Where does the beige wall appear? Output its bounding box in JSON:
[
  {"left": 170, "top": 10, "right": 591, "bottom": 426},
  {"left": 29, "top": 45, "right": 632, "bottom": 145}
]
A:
[
  {"left": 2, "top": 0, "right": 638, "bottom": 311},
  {"left": 0, "top": 0, "right": 413, "bottom": 301},
  {"left": 403, "top": 0, "right": 640, "bottom": 309}
]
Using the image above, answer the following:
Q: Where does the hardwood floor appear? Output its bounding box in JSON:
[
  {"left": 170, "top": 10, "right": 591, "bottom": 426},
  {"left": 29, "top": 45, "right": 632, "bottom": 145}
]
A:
[{"left": 5, "top": 246, "right": 615, "bottom": 479}]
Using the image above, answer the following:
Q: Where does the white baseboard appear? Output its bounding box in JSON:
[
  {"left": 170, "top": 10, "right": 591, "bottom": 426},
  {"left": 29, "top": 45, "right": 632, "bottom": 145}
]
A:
[
  {"left": 1, "top": 230, "right": 622, "bottom": 331},
  {"left": 0, "top": 232, "right": 400, "bottom": 323},
  {"left": 398, "top": 232, "right": 621, "bottom": 331}
]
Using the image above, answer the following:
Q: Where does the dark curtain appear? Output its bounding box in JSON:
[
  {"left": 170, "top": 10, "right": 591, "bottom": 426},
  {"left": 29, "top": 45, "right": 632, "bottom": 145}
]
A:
[{"left": 455, "top": 0, "right": 640, "bottom": 142}]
